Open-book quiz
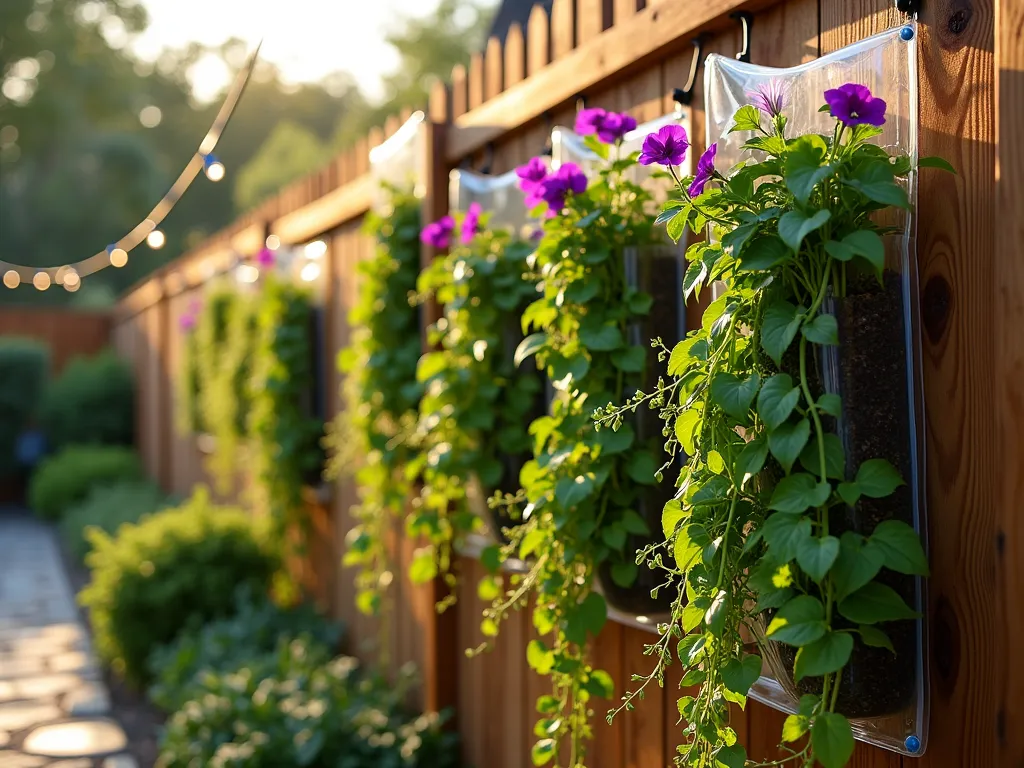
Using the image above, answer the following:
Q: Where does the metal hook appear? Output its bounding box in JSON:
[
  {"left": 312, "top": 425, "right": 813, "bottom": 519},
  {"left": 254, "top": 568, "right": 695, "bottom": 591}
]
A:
[
  {"left": 731, "top": 11, "right": 753, "bottom": 63},
  {"left": 575, "top": 94, "right": 588, "bottom": 113},
  {"left": 479, "top": 142, "right": 495, "bottom": 175},
  {"left": 895, "top": 0, "right": 919, "bottom": 15},
  {"left": 541, "top": 111, "right": 554, "bottom": 157},
  {"left": 672, "top": 36, "right": 706, "bottom": 108}
]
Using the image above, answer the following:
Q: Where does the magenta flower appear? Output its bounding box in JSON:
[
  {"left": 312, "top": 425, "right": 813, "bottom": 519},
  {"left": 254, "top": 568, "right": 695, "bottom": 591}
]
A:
[
  {"left": 421, "top": 215, "right": 455, "bottom": 249},
  {"left": 516, "top": 157, "right": 548, "bottom": 194},
  {"left": 538, "top": 162, "right": 588, "bottom": 214},
  {"left": 461, "top": 202, "right": 482, "bottom": 245},
  {"left": 179, "top": 312, "right": 197, "bottom": 333},
  {"left": 688, "top": 143, "right": 718, "bottom": 197},
  {"left": 575, "top": 108, "right": 637, "bottom": 144},
  {"left": 824, "top": 83, "right": 887, "bottom": 127},
  {"left": 529, "top": 227, "right": 544, "bottom": 242},
  {"left": 255, "top": 248, "right": 275, "bottom": 268},
  {"left": 639, "top": 124, "right": 689, "bottom": 167},
  {"left": 747, "top": 79, "right": 790, "bottom": 118}
]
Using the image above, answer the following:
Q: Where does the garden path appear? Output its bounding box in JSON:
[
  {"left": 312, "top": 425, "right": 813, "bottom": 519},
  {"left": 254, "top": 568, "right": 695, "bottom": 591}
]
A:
[{"left": 0, "top": 510, "right": 137, "bottom": 768}]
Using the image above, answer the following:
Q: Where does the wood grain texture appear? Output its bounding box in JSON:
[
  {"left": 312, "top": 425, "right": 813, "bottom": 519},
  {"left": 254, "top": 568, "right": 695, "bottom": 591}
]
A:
[
  {"left": 995, "top": 3, "right": 1024, "bottom": 763},
  {"left": 614, "top": 0, "right": 640, "bottom": 25},
  {"left": 552, "top": 0, "right": 578, "bottom": 58},
  {"left": 451, "top": 64, "right": 469, "bottom": 119},
  {"left": 505, "top": 22, "right": 527, "bottom": 87},
  {"left": 578, "top": 0, "right": 613, "bottom": 43},
  {"left": 468, "top": 52, "right": 486, "bottom": 110},
  {"left": 485, "top": 36, "right": 504, "bottom": 100},
  {"left": 527, "top": 3, "right": 552, "bottom": 75}
]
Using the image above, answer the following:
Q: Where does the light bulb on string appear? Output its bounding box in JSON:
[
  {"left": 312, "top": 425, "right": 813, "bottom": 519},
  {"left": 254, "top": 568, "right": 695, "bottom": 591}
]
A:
[
  {"left": 147, "top": 229, "right": 166, "bottom": 249},
  {"left": 63, "top": 269, "right": 80, "bottom": 292},
  {"left": 33, "top": 272, "right": 51, "bottom": 291},
  {"left": 3, "top": 270, "right": 20, "bottom": 289},
  {"left": 108, "top": 245, "right": 128, "bottom": 268},
  {"left": 203, "top": 153, "right": 225, "bottom": 182}
]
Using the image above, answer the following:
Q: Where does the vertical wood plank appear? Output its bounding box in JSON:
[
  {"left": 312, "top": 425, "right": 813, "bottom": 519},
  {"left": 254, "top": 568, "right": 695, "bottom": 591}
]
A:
[
  {"left": 468, "top": 52, "right": 485, "bottom": 110},
  {"left": 619, "top": 627, "right": 664, "bottom": 768},
  {"left": 527, "top": 4, "right": 551, "bottom": 75},
  {"left": 551, "top": 0, "right": 577, "bottom": 59},
  {"left": 451, "top": 64, "right": 469, "bottom": 119},
  {"left": 485, "top": 36, "right": 504, "bottom": 100},
  {"left": 590, "top": 622, "right": 624, "bottom": 768},
  {"left": 429, "top": 79, "right": 450, "bottom": 125},
  {"left": 614, "top": 0, "right": 640, "bottom": 26},
  {"left": 996, "top": 1, "right": 1024, "bottom": 763},
  {"left": 505, "top": 22, "right": 526, "bottom": 88},
  {"left": 577, "top": 0, "right": 612, "bottom": 44}
]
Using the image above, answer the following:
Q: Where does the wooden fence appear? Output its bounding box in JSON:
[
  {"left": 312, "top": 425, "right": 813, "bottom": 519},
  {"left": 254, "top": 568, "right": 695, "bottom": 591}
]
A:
[
  {"left": 112, "top": 0, "right": 1024, "bottom": 765},
  {"left": 0, "top": 308, "right": 112, "bottom": 375}
]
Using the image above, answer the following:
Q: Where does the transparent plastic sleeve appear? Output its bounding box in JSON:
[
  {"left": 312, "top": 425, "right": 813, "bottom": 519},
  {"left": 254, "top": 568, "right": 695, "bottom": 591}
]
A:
[
  {"left": 368, "top": 111, "right": 427, "bottom": 207},
  {"left": 704, "top": 22, "right": 928, "bottom": 757},
  {"left": 449, "top": 167, "right": 535, "bottom": 238}
]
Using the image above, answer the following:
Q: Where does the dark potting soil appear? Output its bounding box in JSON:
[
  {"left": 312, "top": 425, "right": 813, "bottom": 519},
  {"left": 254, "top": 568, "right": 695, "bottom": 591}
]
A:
[{"left": 775, "top": 271, "right": 919, "bottom": 719}]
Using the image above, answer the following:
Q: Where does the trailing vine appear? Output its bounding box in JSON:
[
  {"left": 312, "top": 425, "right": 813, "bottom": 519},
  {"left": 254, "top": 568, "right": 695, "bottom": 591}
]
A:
[
  {"left": 483, "top": 114, "right": 667, "bottom": 768},
  {"left": 174, "top": 300, "right": 202, "bottom": 435},
  {"left": 328, "top": 186, "right": 423, "bottom": 618},
  {"left": 411, "top": 205, "right": 540, "bottom": 608},
  {"left": 595, "top": 83, "right": 951, "bottom": 767}
]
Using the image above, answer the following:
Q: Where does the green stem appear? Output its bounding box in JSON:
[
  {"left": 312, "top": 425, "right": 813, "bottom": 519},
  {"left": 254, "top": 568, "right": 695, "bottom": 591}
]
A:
[{"left": 716, "top": 493, "right": 739, "bottom": 589}]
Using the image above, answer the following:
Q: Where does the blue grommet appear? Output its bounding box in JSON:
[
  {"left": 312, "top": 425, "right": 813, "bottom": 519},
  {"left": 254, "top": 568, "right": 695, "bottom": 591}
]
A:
[
  {"left": 900, "top": 25, "right": 915, "bottom": 41},
  {"left": 905, "top": 735, "right": 921, "bottom": 753}
]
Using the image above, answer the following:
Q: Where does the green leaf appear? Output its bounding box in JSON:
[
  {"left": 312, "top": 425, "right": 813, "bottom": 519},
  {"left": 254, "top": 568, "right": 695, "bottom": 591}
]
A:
[
  {"left": 611, "top": 345, "right": 646, "bottom": 373},
  {"left": 858, "top": 624, "right": 896, "bottom": 653},
  {"left": 837, "top": 481, "right": 861, "bottom": 506},
  {"left": 705, "top": 590, "right": 729, "bottom": 636},
  {"left": 795, "top": 631, "right": 853, "bottom": 681},
  {"left": 601, "top": 525, "right": 627, "bottom": 550},
  {"left": 531, "top": 738, "right": 557, "bottom": 766},
  {"left": 579, "top": 323, "right": 624, "bottom": 351},
  {"left": 527, "top": 639, "right": 555, "bottom": 674},
  {"left": 620, "top": 509, "right": 649, "bottom": 535},
  {"left": 721, "top": 221, "right": 759, "bottom": 256},
  {"left": 576, "top": 592, "right": 607, "bottom": 636},
  {"left": 722, "top": 654, "right": 763, "bottom": 696},
  {"left": 757, "top": 374, "right": 801, "bottom": 431},
  {"left": 761, "top": 511, "right": 813, "bottom": 562},
  {"left": 769, "top": 473, "right": 831, "bottom": 514},
  {"left": 673, "top": 522, "right": 702, "bottom": 569},
  {"left": 855, "top": 458, "right": 904, "bottom": 498},
  {"left": 716, "top": 744, "right": 747, "bottom": 768},
  {"left": 565, "top": 278, "right": 602, "bottom": 303},
  {"left": 918, "top": 155, "right": 956, "bottom": 173},
  {"left": 627, "top": 290, "right": 654, "bottom": 314},
  {"left": 610, "top": 561, "right": 638, "bottom": 587},
  {"left": 548, "top": 352, "right": 590, "bottom": 390},
  {"left": 870, "top": 520, "right": 929, "bottom": 576},
  {"left": 586, "top": 669, "right": 615, "bottom": 698},
  {"left": 520, "top": 529, "right": 546, "bottom": 559},
  {"left": 778, "top": 209, "right": 831, "bottom": 252},
  {"left": 817, "top": 393, "right": 842, "bottom": 418},
  {"left": 796, "top": 535, "right": 840, "bottom": 583},
  {"left": 768, "top": 417, "right": 810, "bottom": 473},
  {"left": 799, "top": 433, "right": 845, "bottom": 480},
  {"left": 839, "top": 582, "right": 920, "bottom": 625},
  {"left": 555, "top": 474, "right": 596, "bottom": 508},
  {"left": 811, "top": 712, "right": 855, "bottom": 768},
  {"left": 844, "top": 161, "right": 911, "bottom": 209},
  {"left": 783, "top": 713, "right": 810, "bottom": 743},
  {"left": 674, "top": 409, "right": 701, "bottom": 455},
  {"left": 409, "top": 553, "right": 438, "bottom": 583},
  {"left": 784, "top": 135, "right": 835, "bottom": 204},
  {"left": 738, "top": 235, "right": 790, "bottom": 271},
  {"left": 668, "top": 336, "right": 706, "bottom": 376},
  {"left": 514, "top": 333, "right": 548, "bottom": 367},
  {"left": 729, "top": 104, "right": 762, "bottom": 133},
  {"left": 760, "top": 300, "right": 803, "bottom": 366},
  {"left": 735, "top": 435, "right": 769, "bottom": 489},
  {"left": 666, "top": 210, "right": 688, "bottom": 243},
  {"left": 711, "top": 372, "right": 761, "bottom": 419},
  {"left": 831, "top": 533, "right": 884, "bottom": 602},
  {"left": 801, "top": 313, "right": 839, "bottom": 345},
  {"left": 824, "top": 229, "right": 885, "bottom": 274},
  {"left": 625, "top": 451, "right": 658, "bottom": 485},
  {"left": 766, "top": 595, "right": 827, "bottom": 647},
  {"left": 707, "top": 450, "right": 726, "bottom": 475},
  {"left": 682, "top": 598, "right": 709, "bottom": 632},
  {"left": 662, "top": 498, "right": 687, "bottom": 540},
  {"left": 683, "top": 258, "right": 708, "bottom": 300},
  {"left": 597, "top": 421, "right": 635, "bottom": 455}
]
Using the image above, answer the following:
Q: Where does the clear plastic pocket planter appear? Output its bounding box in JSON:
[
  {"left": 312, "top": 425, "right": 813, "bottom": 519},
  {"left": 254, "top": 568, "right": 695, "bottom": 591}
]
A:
[
  {"left": 448, "top": 168, "right": 547, "bottom": 542},
  {"left": 368, "top": 110, "right": 427, "bottom": 205},
  {"left": 704, "top": 24, "right": 928, "bottom": 757},
  {"left": 552, "top": 114, "right": 693, "bottom": 619}
]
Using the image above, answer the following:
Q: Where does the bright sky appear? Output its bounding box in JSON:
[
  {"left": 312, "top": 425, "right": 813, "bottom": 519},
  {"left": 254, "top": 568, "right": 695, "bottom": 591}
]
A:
[{"left": 130, "top": 0, "right": 447, "bottom": 102}]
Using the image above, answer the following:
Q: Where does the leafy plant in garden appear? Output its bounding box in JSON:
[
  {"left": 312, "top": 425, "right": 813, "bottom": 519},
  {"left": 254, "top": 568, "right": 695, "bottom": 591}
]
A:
[
  {"left": 175, "top": 299, "right": 203, "bottom": 435},
  {"left": 481, "top": 109, "right": 666, "bottom": 767},
  {"left": 596, "top": 82, "right": 951, "bottom": 767},
  {"left": 249, "top": 275, "right": 324, "bottom": 541},
  {"left": 410, "top": 204, "right": 540, "bottom": 607},
  {"left": 327, "top": 187, "right": 423, "bottom": 619},
  {"left": 29, "top": 445, "right": 144, "bottom": 521}
]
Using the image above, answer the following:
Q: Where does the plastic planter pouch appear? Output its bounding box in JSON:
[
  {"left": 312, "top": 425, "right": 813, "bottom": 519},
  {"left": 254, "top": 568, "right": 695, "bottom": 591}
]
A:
[
  {"left": 369, "top": 111, "right": 427, "bottom": 205},
  {"left": 552, "top": 114, "right": 692, "bottom": 618},
  {"left": 449, "top": 168, "right": 546, "bottom": 541},
  {"left": 704, "top": 22, "right": 928, "bottom": 757}
]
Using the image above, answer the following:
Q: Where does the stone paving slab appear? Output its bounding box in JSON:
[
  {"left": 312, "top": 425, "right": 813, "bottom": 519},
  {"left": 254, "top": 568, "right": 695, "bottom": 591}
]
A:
[{"left": 0, "top": 513, "right": 133, "bottom": 768}]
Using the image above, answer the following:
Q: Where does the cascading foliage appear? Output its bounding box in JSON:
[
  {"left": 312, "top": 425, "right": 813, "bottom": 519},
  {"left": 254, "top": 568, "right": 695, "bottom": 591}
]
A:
[
  {"left": 481, "top": 111, "right": 668, "bottom": 768},
  {"left": 597, "top": 83, "right": 950, "bottom": 767},
  {"left": 411, "top": 204, "right": 540, "bottom": 608},
  {"left": 330, "top": 187, "right": 423, "bottom": 617}
]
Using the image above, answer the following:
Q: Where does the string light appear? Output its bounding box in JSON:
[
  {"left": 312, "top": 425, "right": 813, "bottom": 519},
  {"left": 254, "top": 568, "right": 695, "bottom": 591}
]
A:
[
  {"left": 304, "top": 240, "right": 327, "bottom": 259},
  {"left": 146, "top": 229, "right": 166, "bottom": 249},
  {"left": 265, "top": 235, "right": 281, "bottom": 251},
  {"left": 0, "top": 42, "right": 261, "bottom": 289},
  {"left": 299, "top": 261, "right": 321, "bottom": 282},
  {"left": 62, "top": 268, "right": 80, "bottom": 291}
]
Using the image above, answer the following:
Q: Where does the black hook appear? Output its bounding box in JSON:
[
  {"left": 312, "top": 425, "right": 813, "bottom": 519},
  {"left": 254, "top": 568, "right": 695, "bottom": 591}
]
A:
[
  {"left": 731, "top": 11, "right": 754, "bottom": 63},
  {"left": 575, "top": 94, "right": 588, "bottom": 113},
  {"left": 479, "top": 142, "right": 495, "bottom": 175},
  {"left": 672, "top": 36, "right": 706, "bottom": 108},
  {"left": 895, "top": 0, "right": 919, "bottom": 14},
  {"left": 541, "top": 110, "right": 554, "bottom": 157}
]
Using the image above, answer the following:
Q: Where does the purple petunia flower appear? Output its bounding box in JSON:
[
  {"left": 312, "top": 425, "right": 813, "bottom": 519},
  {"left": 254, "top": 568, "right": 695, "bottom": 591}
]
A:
[
  {"left": 575, "top": 108, "right": 637, "bottom": 144},
  {"left": 639, "top": 124, "right": 689, "bottom": 167},
  {"left": 575, "top": 108, "right": 607, "bottom": 137},
  {"left": 179, "top": 312, "right": 197, "bottom": 333},
  {"left": 516, "top": 157, "right": 548, "bottom": 194},
  {"left": 688, "top": 143, "right": 718, "bottom": 197},
  {"left": 747, "top": 79, "right": 790, "bottom": 118},
  {"left": 824, "top": 83, "right": 887, "bottom": 127},
  {"left": 420, "top": 215, "right": 456, "bottom": 249},
  {"left": 461, "top": 202, "right": 482, "bottom": 245},
  {"left": 255, "top": 248, "right": 275, "bottom": 268},
  {"left": 538, "top": 162, "right": 588, "bottom": 214}
]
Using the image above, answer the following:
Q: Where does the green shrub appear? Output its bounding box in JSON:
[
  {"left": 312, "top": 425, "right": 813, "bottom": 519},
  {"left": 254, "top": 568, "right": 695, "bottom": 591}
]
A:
[
  {"left": 59, "top": 480, "right": 174, "bottom": 562},
  {"left": 156, "top": 648, "right": 459, "bottom": 768},
  {"left": 40, "top": 349, "right": 134, "bottom": 451},
  {"left": 0, "top": 338, "right": 50, "bottom": 479},
  {"left": 147, "top": 585, "right": 342, "bottom": 712},
  {"left": 79, "top": 487, "right": 280, "bottom": 684},
  {"left": 29, "top": 445, "right": 144, "bottom": 521}
]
